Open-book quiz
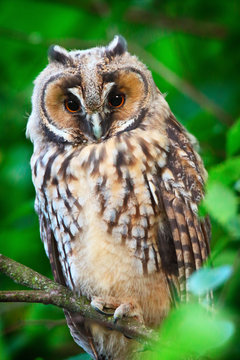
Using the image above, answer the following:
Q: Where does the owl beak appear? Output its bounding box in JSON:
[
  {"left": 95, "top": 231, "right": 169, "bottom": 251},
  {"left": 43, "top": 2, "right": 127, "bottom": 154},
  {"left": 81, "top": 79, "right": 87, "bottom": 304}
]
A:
[{"left": 90, "top": 113, "right": 102, "bottom": 139}]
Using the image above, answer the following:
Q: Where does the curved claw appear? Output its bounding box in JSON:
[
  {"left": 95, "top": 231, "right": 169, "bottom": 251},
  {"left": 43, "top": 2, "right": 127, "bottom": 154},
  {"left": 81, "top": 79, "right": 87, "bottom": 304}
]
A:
[
  {"left": 113, "top": 303, "right": 130, "bottom": 324},
  {"left": 91, "top": 305, "right": 114, "bottom": 317},
  {"left": 113, "top": 315, "right": 120, "bottom": 324}
]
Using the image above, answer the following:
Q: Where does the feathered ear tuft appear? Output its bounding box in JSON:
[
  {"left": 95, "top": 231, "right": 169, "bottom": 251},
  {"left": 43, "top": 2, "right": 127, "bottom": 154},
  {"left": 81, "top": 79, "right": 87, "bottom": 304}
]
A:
[
  {"left": 48, "top": 45, "right": 71, "bottom": 65},
  {"left": 106, "top": 35, "right": 127, "bottom": 57}
]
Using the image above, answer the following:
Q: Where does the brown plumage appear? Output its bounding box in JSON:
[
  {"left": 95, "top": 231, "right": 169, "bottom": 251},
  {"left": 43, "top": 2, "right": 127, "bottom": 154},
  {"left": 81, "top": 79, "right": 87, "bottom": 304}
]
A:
[{"left": 27, "top": 36, "right": 210, "bottom": 359}]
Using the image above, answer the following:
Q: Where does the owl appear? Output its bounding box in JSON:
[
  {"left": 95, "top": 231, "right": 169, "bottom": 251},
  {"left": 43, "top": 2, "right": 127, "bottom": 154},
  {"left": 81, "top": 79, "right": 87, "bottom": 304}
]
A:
[{"left": 26, "top": 35, "right": 211, "bottom": 359}]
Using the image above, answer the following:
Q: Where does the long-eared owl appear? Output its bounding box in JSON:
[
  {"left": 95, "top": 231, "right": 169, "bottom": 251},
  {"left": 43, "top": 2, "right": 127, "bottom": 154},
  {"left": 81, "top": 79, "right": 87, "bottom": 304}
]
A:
[{"left": 27, "top": 36, "right": 211, "bottom": 359}]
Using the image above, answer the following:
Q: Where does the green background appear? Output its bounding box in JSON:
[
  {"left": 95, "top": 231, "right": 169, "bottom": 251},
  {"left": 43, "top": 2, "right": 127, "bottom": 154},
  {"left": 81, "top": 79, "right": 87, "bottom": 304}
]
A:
[{"left": 0, "top": 0, "right": 240, "bottom": 359}]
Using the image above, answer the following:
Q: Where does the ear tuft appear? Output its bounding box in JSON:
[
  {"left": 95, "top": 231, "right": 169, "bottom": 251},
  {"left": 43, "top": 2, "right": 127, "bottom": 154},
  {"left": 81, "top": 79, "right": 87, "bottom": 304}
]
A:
[
  {"left": 48, "top": 45, "right": 71, "bottom": 65},
  {"left": 106, "top": 35, "right": 127, "bottom": 57}
]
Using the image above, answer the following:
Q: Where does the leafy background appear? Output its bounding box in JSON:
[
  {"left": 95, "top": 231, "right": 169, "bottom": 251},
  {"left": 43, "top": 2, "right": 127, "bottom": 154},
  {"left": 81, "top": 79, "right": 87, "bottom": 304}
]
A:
[{"left": 0, "top": 0, "right": 239, "bottom": 359}]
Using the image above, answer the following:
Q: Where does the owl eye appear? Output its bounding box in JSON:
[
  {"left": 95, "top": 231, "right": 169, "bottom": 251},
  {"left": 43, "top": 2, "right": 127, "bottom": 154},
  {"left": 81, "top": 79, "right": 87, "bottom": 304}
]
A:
[
  {"left": 64, "top": 97, "right": 81, "bottom": 113},
  {"left": 108, "top": 93, "right": 125, "bottom": 108}
]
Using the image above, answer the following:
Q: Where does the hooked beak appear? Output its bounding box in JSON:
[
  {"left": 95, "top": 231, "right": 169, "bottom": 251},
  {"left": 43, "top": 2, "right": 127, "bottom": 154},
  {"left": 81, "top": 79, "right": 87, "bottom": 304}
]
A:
[{"left": 90, "top": 113, "right": 103, "bottom": 140}]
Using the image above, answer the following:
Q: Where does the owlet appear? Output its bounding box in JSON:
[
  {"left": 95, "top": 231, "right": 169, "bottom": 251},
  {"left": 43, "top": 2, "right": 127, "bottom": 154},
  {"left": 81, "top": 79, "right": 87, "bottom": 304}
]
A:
[{"left": 27, "top": 36, "right": 210, "bottom": 360}]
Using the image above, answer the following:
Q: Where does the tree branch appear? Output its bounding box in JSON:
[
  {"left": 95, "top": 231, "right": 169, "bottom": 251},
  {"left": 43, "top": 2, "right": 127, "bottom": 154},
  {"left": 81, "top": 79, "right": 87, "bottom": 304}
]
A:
[
  {"left": 2, "top": 318, "right": 66, "bottom": 336},
  {"left": 0, "top": 254, "right": 155, "bottom": 343},
  {"left": 126, "top": 8, "right": 228, "bottom": 39},
  {"left": 129, "top": 43, "right": 233, "bottom": 126}
]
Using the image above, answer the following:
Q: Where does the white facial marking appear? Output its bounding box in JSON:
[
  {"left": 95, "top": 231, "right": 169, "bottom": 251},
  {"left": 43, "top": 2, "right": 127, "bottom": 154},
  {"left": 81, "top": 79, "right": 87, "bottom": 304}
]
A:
[
  {"left": 68, "top": 88, "right": 82, "bottom": 104},
  {"left": 103, "top": 82, "right": 115, "bottom": 98},
  {"left": 116, "top": 118, "right": 136, "bottom": 133},
  {"left": 46, "top": 121, "right": 73, "bottom": 142}
]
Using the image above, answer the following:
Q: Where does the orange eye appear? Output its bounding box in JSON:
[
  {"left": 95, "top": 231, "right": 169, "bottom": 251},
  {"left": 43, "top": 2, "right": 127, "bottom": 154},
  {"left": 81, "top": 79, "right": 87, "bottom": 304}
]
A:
[
  {"left": 64, "top": 98, "right": 81, "bottom": 113},
  {"left": 108, "top": 93, "right": 125, "bottom": 108}
]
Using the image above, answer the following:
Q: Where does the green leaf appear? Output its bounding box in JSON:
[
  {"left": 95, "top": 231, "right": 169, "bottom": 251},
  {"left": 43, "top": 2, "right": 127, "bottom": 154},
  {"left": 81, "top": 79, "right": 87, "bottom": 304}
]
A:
[
  {"left": 226, "top": 215, "right": 240, "bottom": 240},
  {"left": 153, "top": 304, "right": 235, "bottom": 360},
  {"left": 188, "top": 265, "right": 233, "bottom": 296},
  {"left": 208, "top": 157, "right": 240, "bottom": 187},
  {"left": 204, "top": 181, "right": 238, "bottom": 226},
  {"left": 227, "top": 117, "right": 240, "bottom": 156}
]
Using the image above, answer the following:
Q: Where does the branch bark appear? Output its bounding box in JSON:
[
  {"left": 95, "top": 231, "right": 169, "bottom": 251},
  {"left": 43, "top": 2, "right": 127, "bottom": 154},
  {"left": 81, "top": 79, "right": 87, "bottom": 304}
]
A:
[{"left": 0, "top": 254, "right": 155, "bottom": 344}]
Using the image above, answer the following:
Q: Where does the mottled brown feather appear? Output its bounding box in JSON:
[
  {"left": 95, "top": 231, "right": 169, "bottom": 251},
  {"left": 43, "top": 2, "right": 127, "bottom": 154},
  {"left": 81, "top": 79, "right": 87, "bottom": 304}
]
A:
[{"left": 38, "top": 208, "right": 97, "bottom": 359}]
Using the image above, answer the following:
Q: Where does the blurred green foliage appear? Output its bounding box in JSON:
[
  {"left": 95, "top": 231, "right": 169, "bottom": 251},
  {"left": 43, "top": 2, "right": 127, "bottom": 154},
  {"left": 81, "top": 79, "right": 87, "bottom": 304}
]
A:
[{"left": 0, "top": 0, "right": 239, "bottom": 359}]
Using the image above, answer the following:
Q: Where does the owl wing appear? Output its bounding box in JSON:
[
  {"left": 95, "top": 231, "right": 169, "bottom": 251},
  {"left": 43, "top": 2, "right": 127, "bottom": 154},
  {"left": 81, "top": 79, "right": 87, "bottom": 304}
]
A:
[
  {"left": 148, "top": 114, "right": 211, "bottom": 302},
  {"left": 37, "top": 206, "right": 98, "bottom": 359}
]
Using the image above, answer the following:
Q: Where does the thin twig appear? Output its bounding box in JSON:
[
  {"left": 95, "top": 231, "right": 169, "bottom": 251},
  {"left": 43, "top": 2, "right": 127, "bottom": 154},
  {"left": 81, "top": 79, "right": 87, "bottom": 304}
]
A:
[
  {"left": 0, "top": 254, "right": 155, "bottom": 343},
  {"left": 3, "top": 319, "right": 66, "bottom": 335},
  {"left": 129, "top": 43, "right": 233, "bottom": 126},
  {"left": 126, "top": 8, "right": 228, "bottom": 39}
]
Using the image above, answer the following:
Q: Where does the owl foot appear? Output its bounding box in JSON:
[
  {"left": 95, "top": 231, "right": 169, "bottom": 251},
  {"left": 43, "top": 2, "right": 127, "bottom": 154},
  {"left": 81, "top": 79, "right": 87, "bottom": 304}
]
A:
[
  {"left": 90, "top": 296, "right": 115, "bottom": 316},
  {"left": 90, "top": 296, "right": 144, "bottom": 324},
  {"left": 113, "top": 303, "right": 144, "bottom": 324}
]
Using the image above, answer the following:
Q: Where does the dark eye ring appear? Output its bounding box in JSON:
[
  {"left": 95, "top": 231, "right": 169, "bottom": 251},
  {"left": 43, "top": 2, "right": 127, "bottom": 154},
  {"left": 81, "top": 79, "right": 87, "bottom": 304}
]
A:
[
  {"left": 64, "top": 98, "right": 81, "bottom": 113},
  {"left": 108, "top": 93, "right": 125, "bottom": 108}
]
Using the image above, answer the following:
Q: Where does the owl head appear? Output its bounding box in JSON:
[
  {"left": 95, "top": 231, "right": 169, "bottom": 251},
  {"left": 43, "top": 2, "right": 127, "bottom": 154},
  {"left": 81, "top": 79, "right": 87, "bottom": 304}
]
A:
[{"left": 27, "top": 35, "right": 163, "bottom": 146}]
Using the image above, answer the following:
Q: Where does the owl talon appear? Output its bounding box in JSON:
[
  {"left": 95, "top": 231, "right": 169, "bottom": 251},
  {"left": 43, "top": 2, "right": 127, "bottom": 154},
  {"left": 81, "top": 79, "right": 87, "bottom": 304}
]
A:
[
  {"left": 113, "top": 303, "right": 130, "bottom": 322},
  {"left": 92, "top": 306, "right": 114, "bottom": 317},
  {"left": 91, "top": 297, "right": 115, "bottom": 317},
  {"left": 114, "top": 303, "right": 144, "bottom": 324},
  {"left": 113, "top": 315, "right": 120, "bottom": 324},
  {"left": 91, "top": 297, "right": 144, "bottom": 323}
]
